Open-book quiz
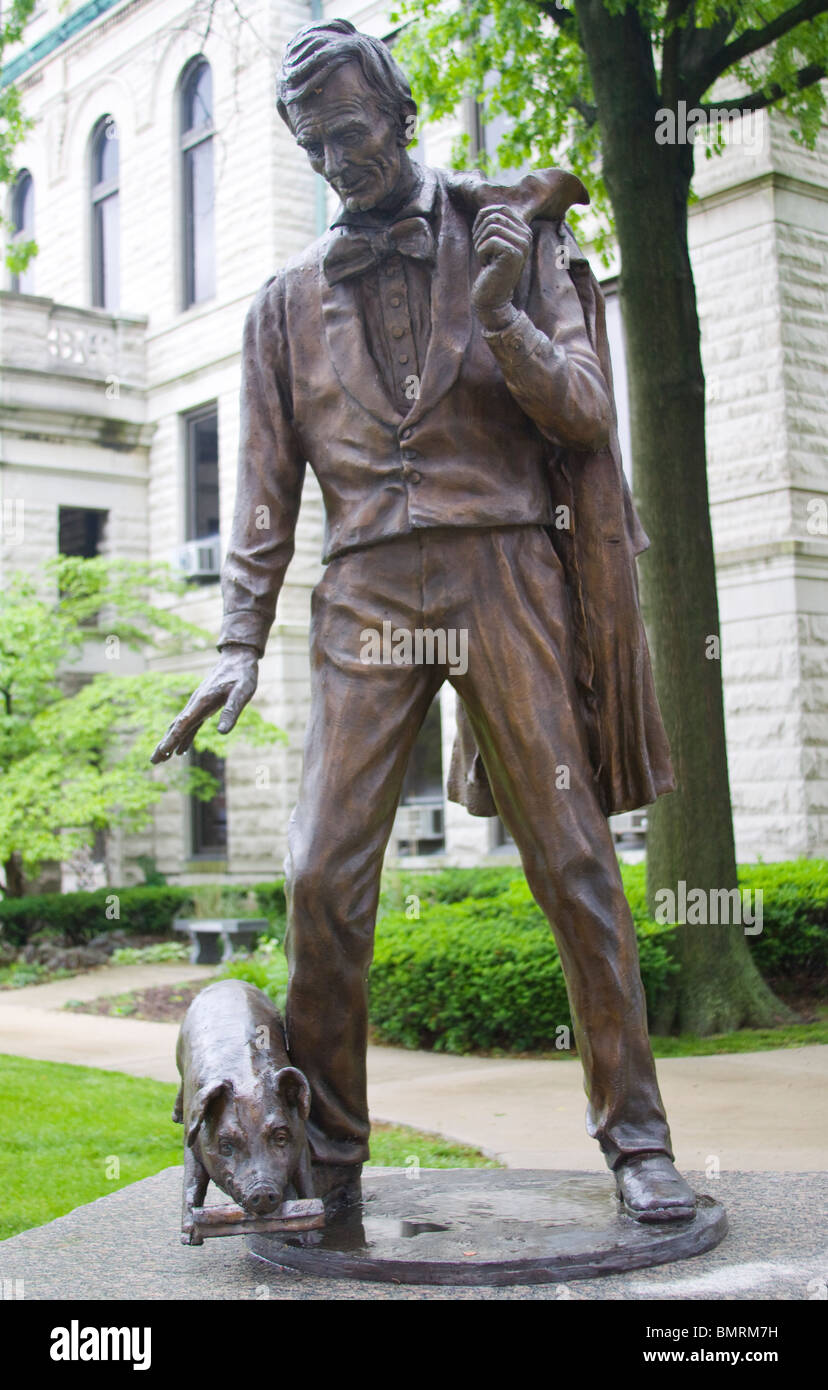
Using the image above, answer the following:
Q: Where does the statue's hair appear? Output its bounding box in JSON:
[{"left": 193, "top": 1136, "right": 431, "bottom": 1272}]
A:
[{"left": 277, "top": 19, "right": 417, "bottom": 144}]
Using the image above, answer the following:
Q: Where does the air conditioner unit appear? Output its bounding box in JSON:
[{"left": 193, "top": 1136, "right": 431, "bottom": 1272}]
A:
[
  {"left": 174, "top": 535, "right": 221, "bottom": 579},
  {"left": 609, "top": 810, "right": 648, "bottom": 841},
  {"left": 394, "top": 801, "right": 444, "bottom": 845}
]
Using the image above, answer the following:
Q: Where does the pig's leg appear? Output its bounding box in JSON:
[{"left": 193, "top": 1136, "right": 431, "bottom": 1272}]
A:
[{"left": 181, "top": 1145, "right": 209, "bottom": 1246}]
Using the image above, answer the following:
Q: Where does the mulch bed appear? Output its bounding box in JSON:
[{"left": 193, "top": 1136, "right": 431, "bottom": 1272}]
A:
[{"left": 64, "top": 980, "right": 216, "bottom": 1023}]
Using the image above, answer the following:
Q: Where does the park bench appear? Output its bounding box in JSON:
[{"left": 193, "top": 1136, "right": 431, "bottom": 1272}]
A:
[{"left": 173, "top": 917, "right": 269, "bottom": 966}]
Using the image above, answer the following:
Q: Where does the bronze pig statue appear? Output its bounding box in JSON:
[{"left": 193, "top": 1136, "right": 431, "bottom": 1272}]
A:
[{"left": 173, "top": 978, "right": 313, "bottom": 1243}]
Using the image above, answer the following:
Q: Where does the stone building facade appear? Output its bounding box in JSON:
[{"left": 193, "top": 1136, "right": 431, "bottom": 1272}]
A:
[{"left": 0, "top": 0, "right": 825, "bottom": 890}]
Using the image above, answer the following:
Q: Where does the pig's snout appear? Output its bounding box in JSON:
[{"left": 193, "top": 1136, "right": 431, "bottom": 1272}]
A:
[{"left": 244, "top": 1183, "right": 282, "bottom": 1215}]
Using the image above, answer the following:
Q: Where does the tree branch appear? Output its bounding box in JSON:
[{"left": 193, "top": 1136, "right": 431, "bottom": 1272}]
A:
[
  {"left": 534, "top": 1, "right": 579, "bottom": 37},
  {"left": 667, "top": 6, "right": 744, "bottom": 110},
  {"left": 692, "top": 0, "right": 828, "bottom": 96},
  {"left": 699, "top": 60, "right": 827, "bottom": 114},
  {"left": 569, "top": 93, "right": 598, "bottom": 124},
  {"left": 661, "top": 0, "right": 697, "bottom": 107}
]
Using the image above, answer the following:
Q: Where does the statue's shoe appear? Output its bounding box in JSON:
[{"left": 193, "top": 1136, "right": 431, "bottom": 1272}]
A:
[
  {"left": 615, "top": 1154, "right": 697, "bottom": 1223},
  {"left": 311, "top": 1162, "right": 363, "bottom": 1220}
]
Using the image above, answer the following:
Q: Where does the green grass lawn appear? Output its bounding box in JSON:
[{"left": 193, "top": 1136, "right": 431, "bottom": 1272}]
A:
[
  {"left": 649, "top": 1011, "right": 828, "bottom": 1057},
  {"left": 0, "top": 1055, "right": 498, "bottom": 1241}
]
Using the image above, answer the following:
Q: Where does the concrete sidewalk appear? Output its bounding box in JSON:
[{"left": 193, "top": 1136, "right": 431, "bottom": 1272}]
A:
[{"left": 1, "top": 964, "right": 826, "bottom": 1172}]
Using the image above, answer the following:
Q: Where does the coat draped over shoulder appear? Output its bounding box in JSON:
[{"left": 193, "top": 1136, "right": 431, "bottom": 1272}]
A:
[{"left": 446, "top": 212, "right": 676, "bottom": 819}]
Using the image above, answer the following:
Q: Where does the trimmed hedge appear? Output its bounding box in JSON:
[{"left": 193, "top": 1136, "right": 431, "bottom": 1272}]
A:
[
  {"left": 379, "top": 866, "right": 522, "bottom": 914},
  {"left": 0, "top": 880, "right": 288, "bottom": 948},
  {"left": 3, "top": 859, "right": 824, "bottom": 1054},
  {"left": 0, "top": 886, "right": 195, "bottom": 947},
  {"left": 368, "top": 859, "right": 828, "bottom": 1053},
  {"left": 618, "top": 859, "right": 828, "bottom": 981},
  {"left": 370, "top": 877, "right": 678, "bottom": 1052},
  {"left": 739, "top": 860, "right": 828, "bottom": 981},
  {"left": 249, "top": 880, "right": 287, "bottom": 942},
  {"left": 382, "top": 860, "right": 828, "bottom": 979}
]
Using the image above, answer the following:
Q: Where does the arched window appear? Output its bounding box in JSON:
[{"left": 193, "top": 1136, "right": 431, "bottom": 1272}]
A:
[
  {"left": 91, "top": 117, "right": 120, "bottom": 310},
  {"left": 180, "top": 59, "right": 215, "bottom": 307},
  {"left": 11, "top": 171, "right": 35, "bottom": 294}
]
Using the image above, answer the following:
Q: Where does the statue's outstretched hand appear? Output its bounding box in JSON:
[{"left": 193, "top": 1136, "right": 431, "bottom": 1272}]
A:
[
  {"left": 151, "top": 644, "right": 259, "bottom": 763},
  {"left": 471, "top": 204, "right": 533, "bottom": 319}
]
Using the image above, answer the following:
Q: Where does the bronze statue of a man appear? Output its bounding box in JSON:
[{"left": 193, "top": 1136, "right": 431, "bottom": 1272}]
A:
[{"left": 153, "top": 19, "right": 696, "bottom": 1224}]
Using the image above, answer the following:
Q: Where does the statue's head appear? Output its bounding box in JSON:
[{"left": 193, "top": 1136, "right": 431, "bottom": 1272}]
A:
[{"left": 277, "top": 19, "right": 418, "bottom": 213}]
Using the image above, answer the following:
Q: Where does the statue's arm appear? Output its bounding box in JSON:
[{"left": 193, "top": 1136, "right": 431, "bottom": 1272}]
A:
[
  {"left": 475, "top": 218, "right": 612, "bottom": 453},
  {"left": 218, "top": 274, "right": 307, "bottom": 655},
  {"left": 151, "top": 276, "right": 305, "bottom": 763}
]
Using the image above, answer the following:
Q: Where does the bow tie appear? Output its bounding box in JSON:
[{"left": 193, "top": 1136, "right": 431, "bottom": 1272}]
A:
[{"left": 323, "top": 216, "right": 436, "bottom": 285}]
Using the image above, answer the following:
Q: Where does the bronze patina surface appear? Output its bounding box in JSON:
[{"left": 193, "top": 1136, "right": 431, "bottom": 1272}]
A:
[
  {"left": 153, "top": 19, "right": 704, "bottom": 1238},
  {"left": 173, "top": 980, "right": 314, "bottom": 1243}
]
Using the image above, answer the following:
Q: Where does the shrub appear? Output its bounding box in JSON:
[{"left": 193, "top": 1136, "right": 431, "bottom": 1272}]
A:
[
  {"left": 379, "top": 866, "right": 521, "bottom": 917},
  {"left": 250, "top": 880, "right": 287, "bottom": 942},
  {"left": 111, "top": 942, "right": 190, "bottom": 965},
  {"left": 740, "top": 859, "right": 828, "bottom": 980},
  {"left": 0, "top": 879, "right": 290, "bottom": 949},
  {"left": 185, "top": 883, "right": 261, "bottom": 919},
  {"left": 0, "top": 960, "right": 54, "bottom": 989},
  {"left": 617, "top": 859, "right": 828, "bottom": 979},
  {"left": 217, "top": 939, "right": 289, "bottom": 1010},
  {"left": 0, "top": 885, "right": 194, "bottom": 947},
  {"left": 368, "top": 859, "right": 828, "bottom": 1054},
  {"left": 370, "top": 877, "right": 678, "bottom": 1053}
]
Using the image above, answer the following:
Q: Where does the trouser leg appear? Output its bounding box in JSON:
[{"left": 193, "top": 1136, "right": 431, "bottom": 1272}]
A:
[
  {"left": 444, "top": 525, "right": 674, "bottom": 1169},
  {"left": 283, "top": 540, "right": 442, "bottom": 1167}
]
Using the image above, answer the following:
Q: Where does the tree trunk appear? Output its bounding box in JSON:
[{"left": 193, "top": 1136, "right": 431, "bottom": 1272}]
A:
[
  {"left": 575, "top": 0, "right": 788, "bottom": 1032},
  {"left": 3, "top": 852, "right": 26, "bottom": 898}
]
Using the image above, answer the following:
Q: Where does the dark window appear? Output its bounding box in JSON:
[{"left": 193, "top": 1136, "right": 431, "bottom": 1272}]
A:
[
  {"left": 191, "top": 749, "right": 227, "bottom": 857},
  {"left": 185, "top": 404, "right": 220, "bottom": 541},
  {"left": 181, "top": 59, "right": 216, "bottom": 307},
  {"left": 58, "top": 507, "right": 107, "bottom": 557},
  {"left": 493, "top": 817, "right": 516, "bottom": 849},
  {"left": 402, "top": 696, "right": 443, "bottom": 803},
  {"left": 11, "top": 170, "right": 35, "bottom": 294},
  {"left": 58, "top": 508, "right": 108, "bottom": 623},
  {"left": 91, "top": 117, "right": 120, "bottom": 310},
  {"left": 396, "top": 696, "right": 445, "bottom": 854}
]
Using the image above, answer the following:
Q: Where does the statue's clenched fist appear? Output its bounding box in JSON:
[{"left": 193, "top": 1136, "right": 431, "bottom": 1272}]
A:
[
  {"left": 151, "top": 644, "right": 259, "bottom": 763},
  {"left": 471, "top": 204, "right": 533, "bottom": 325}
]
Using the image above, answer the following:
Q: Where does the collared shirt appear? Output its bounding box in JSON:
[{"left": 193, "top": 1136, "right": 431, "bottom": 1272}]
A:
[{"left": 330, "top": 165, "right": 437, "bottom": 415}]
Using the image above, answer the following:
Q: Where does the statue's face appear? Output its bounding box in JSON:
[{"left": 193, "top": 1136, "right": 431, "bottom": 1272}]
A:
[{"left": 289, "top": 62, "right": 405, "bottom": 213}]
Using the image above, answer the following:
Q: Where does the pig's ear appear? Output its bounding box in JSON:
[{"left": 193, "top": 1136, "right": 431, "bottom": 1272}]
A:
[
  {"left": 186, "top": 1078, "right": 232, "bottom": 1147},
  {"left": 275, "top": 1066, "right": 311, "bottom": 1120}
]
